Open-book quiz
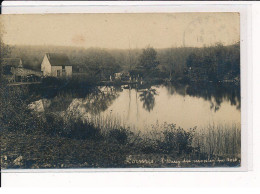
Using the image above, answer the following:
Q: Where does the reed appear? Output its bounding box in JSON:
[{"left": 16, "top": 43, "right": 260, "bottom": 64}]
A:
[
  {"left": 84, "top": 115, "right": 241, "bottom": 159},
  {"left": 192, "top": 123, "right": 241, "bottom": 158}
]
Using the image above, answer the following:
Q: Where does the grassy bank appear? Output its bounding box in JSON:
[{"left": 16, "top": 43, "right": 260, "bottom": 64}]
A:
[
  {"left": 1, "top": 126, "right": 240, "bottom": 168},
  {"left": 1, "top": 112, "right": 241, "bottom": 168}
]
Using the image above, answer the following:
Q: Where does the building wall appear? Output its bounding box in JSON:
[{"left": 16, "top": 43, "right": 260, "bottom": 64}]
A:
[
  {"left": 41, "top": 54, "right": 72, "bottom": 77},
  {"left": 41, "top": 55, "right": 52, "bottom": 76},
  {"left": 50, "top": 66, "right": 72, "bottom": 77},
  {"left": 51, "top": 66, "right": 62, "bottom": 77},
  {"left": 114, "top": 73, "right": 122, "bottom": 80},
  {"left": 65, "top": 66, "right": 72, "bottom": 77}
]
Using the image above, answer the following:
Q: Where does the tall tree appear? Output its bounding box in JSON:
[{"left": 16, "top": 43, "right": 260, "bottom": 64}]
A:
[
  {"left": 0, "top": 18, "right": 11, "bottom": 81},
  {"left": 138, "top": 47, "right": 159, "bottom": 71},
  {"left": 136, "top": 47, "right": 159, "bottom": 78}
]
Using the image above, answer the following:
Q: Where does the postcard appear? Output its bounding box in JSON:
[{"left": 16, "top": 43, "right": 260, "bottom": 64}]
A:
[{"left": 0, "top": 12, "right": 243, "bottom": 169}]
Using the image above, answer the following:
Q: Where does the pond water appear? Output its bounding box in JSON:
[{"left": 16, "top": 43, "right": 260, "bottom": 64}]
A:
[{"left": 49, "top": 82, "right": 241, "bottom": 132}]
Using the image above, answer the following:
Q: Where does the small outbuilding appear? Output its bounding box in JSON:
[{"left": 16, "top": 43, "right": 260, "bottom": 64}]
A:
[
  {"left": 41, "top": 53, "right": 72, "bottom": 77},
  {"left": 1, "top": 58, "right": 42, "bottom": 82},
  {"left": 114, "top": 71, "right": 130, "bottom": 81}
]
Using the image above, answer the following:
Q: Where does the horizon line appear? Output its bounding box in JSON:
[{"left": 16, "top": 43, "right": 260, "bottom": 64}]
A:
[{"left": 4, "top": 42, "right": 240, "bottom": 50}]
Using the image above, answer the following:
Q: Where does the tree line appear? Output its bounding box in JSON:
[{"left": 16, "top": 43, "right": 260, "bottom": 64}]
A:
[{"left": 3, "top": 42, "right": 240, "bottom": 82}]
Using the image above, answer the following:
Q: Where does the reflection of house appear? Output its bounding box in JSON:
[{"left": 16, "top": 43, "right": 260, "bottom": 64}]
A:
[
  {"left": 1, "top": 58, "right": 42, "bottom": 82},
  {"left": 41, "top": 53, "right": 72, "bottom": 77}
]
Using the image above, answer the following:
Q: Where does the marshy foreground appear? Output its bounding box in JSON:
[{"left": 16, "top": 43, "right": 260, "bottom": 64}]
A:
[{"left": 0, "top": 80, "right": 241, "bottom": 168}]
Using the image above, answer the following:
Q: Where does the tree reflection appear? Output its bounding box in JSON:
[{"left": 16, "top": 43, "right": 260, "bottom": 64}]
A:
[
  {"left": 83, "top": 86, "right": 120, "bottom": 114},
  {"left": 139, "top": 88, "right": 157, "bottom": 112},
  {"left": 164, "top": 82, "right": 240, "bottom": 112},
  {"left": 165, "top": 82, "right": 187, "bottom": 96}
]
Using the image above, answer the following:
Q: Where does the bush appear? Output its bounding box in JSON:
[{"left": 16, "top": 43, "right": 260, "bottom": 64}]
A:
[
  {"left": 0, "top": 84, "right": 42, "bottom": 132},
  {"left": 108, "top": 128, "right": 129, "bottom": 145},
  {"left": 44, "top": 113, "right": 102, "bottom": 140},
  {"left": 41, "top": 77, "right": 64, "bottom": 87},
  {"left": 66, "top": 118, "right": 102, "bottom": 140},
  {"left": 158, "top": 124, "right": 195, "bottom": 155}
]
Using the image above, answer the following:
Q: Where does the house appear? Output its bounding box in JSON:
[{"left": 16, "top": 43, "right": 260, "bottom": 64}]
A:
[
  {"left": 114, "top": 72, "right": 122, "bottom": 80},
  {"left": 41, "top": 53, "right": 72, "bottom": 77},
  {"left": 114, "top": 71, "right": 130, "bottom": 81},
  {"left": 1, "top": 58, "right": 42, "bottom": 82}
]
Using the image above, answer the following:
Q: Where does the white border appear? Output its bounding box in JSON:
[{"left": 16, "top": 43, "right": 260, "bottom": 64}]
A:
[
  {"left": 0, "top": 1, "right": 252, "bottom": 175},
  {"left": 0, "top": 1, "right": 254, "bottom": 14}
]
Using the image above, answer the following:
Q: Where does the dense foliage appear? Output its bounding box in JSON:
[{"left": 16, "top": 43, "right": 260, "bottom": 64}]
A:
[
  {"left": 186, "top": 43, "right": 240, "bottom": 82},
  {"left": 7, "top": 42, "right": 240, "bottom": 82}
]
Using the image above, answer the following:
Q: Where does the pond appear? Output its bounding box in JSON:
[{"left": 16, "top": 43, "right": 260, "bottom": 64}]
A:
[{"left": 41, "top": 82, "right": 240, "bottom": 133}]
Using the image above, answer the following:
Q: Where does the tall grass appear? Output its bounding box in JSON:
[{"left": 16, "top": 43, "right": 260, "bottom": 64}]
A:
[
  {"left": 86, "top": 114, "right": 139, "bottom": 135},
  {"left": 193, "top": 124, "right": 241, "bottom": 158},
  {"left": 83, "top": 114, "right": 241, "bottom": 159},
  {"left": 88, "top": 114, "right": 125, "bottom": 134}
]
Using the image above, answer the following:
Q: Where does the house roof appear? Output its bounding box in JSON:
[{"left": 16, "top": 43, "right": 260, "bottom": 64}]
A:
[
  {"left": 45, "top": 53, "right": 71, "bottom": 66},
  {"left": 1, "top": 58, "right": 22, "bottom": 68}
]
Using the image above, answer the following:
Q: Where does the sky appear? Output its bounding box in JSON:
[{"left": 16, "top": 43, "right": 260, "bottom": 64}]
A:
[{"left": 1, "top": 13, "right": 240, "bottom": 49}]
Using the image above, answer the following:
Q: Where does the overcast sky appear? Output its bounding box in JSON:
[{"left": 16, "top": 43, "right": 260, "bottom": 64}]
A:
[{"left": 1, "top": 13, "right": 240, "bottom": 49}]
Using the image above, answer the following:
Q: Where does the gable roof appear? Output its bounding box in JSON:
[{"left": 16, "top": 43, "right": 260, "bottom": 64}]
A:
[
  {"left": 45, "top": 53, "right": 71, "bottom": 66},
  {"left": 1, "top": 58, "right": 23, "bottom": 68}
]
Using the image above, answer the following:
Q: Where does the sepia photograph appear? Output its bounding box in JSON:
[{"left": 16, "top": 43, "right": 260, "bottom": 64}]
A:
[{"left": 0, "top": 13, "right": 241, "bottom": 169}]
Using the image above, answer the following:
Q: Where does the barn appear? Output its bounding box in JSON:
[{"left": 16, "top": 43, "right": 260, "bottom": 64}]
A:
[{"left": 41, "top": 53, "right": 72, "bottom": 77}]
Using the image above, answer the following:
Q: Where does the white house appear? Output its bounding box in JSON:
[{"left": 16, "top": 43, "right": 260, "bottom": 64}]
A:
[{"left": 41, "top": 53, "right": 72, "bottom": 77}]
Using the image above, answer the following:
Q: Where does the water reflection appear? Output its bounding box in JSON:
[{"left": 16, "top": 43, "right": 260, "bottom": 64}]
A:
[
  {"left": 37, "top": 82, "right": 240, "bottom": 131},
  {"left": 165, "top": 83, "right": 188, "bottom": 97},
  {"left": 164, "top": 82, "right": 240, "bottom": 112},
  {"left": 139, "top": 88, "right": 158, "bottom": 112},
  {"left": 45, "top": 82, "right": 240, "bottom": 116},
  {"left": 81, "top": 87, "right": 120, "bottom": 114},
  {"left": 44, "top": 86, "right": 120, "bottom": 114}
]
